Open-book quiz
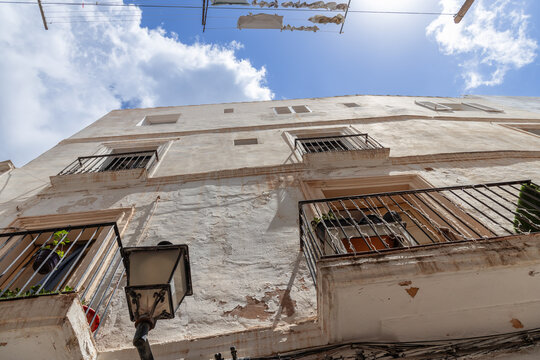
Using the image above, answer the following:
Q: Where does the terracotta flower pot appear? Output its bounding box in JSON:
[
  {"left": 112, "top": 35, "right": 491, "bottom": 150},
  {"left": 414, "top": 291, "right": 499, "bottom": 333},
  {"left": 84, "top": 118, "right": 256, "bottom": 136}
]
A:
[
  {"left": 32, "top": 248, "right": 60, "bottom": 275},
  {"left": 83, "top": 305, "right": 100, "bottom": 332}
]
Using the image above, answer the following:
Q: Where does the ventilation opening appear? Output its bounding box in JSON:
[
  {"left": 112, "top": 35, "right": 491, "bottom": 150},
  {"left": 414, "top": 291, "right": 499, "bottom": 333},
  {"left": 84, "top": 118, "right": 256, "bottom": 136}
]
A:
[
  {"left": 343, "top": 103, "right": 360, "bottom": 108},
  {"left": 224, "top": 108, "right": 234, "bottom": 113},
  {"left": 141, "top": 113, "right": 180, "bottom": 125},
  {"left": 274, "top": 106, "right": 292, "bottom": 115},
  {"left": 234, "top": 138, "right": 258, "bottom": 146},
  {"left": 292, "top": 105, "right": 311, "bottom": 113}
]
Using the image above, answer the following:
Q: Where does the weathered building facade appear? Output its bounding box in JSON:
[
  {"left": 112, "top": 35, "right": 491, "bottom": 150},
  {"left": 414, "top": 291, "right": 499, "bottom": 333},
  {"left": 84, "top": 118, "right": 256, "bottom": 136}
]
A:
[{"left": 0, "top": 95, "right": 540, "bottom": 359}]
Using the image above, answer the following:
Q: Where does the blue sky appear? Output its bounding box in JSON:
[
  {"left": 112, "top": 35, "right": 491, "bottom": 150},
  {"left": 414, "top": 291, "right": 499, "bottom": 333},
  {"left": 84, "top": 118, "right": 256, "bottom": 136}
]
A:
[
  {"left": 136, "top": 0, "right": 540, "bottom": 99},
  {"left": 0, "top": 0, "right": 539, "bottom": 165}
]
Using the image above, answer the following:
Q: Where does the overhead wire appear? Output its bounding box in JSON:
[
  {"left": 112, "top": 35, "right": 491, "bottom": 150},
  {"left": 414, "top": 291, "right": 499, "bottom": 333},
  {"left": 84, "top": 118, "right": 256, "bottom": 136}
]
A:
[
  {"left": 0, "top": 0, "right": 456, "bottom": 27},
  {"left": 0, "top": 0, "right": 456, "bottom": 16}
]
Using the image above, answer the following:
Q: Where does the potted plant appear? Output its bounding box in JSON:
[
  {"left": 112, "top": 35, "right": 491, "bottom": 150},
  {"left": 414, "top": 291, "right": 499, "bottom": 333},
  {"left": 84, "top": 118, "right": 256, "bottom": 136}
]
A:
[
  {"left": 32, "top": 230, "right": 70, "bottom": 275},
  {"left": 311, "top": 210, "right": 407, "bottom": 253},
  {"left": 79, "top": 298, "right": 100, "bottom": 332},
  {"left": 0, "top": 285, "right": 73, "bottom": 299}
]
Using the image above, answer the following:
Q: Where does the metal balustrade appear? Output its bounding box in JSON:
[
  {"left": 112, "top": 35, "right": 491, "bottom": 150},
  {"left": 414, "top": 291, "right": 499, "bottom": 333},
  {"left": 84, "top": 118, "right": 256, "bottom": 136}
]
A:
[
  {"left": 294, "top": 133, "right": 385, "bottom": 155},
  {"left": 299, "top": 180, "right": 540, "bottom": 285},
  {"left": 0, "top": 223, "right": 124, "bottom": 337},
  {"left": 58, "top": 150, "right": 159, "bottom": 176}
]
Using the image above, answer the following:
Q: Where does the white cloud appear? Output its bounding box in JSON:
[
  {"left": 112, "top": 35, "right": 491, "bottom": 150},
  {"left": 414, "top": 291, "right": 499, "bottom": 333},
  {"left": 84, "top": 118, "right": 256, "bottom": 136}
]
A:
[
  {"left": 0, "top": 3, "right": 273, "bottom": 166},
  {"left": 426, "top": 0, "right": 537, "bottom": 90}
]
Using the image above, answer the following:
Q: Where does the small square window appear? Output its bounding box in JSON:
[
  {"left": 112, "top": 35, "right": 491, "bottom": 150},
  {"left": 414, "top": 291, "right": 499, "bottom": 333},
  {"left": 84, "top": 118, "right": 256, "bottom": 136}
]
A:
[
  {"left": 234, "top": 138, "right": 258, "bottom": 146},
  {"left": 141, "top": 113, "right": 180, "bottom": 125},
  {"left": 224, "top": 108, "right": 234, "bottom": 113},
  {"left": 343, "top": 103, "right": 360, "bottom": 108},
  {"left": 274, "top": 106, "right": 292, "bottom": 115},
  {"left": 292, "top": 105, "right": 311, "bottom": 114}
]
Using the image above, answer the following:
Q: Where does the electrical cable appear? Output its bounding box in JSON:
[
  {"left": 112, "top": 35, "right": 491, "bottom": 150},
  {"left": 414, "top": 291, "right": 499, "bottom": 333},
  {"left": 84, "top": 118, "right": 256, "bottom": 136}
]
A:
[{"left": 0, "top": 0, "right": 456, "bottom": 16}]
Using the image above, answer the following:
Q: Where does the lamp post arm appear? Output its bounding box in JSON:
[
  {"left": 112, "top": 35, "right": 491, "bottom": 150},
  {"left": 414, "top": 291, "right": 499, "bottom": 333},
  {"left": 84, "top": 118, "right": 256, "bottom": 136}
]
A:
[{"left": 133, "top": 321, "right": 154, "bottom": 360}]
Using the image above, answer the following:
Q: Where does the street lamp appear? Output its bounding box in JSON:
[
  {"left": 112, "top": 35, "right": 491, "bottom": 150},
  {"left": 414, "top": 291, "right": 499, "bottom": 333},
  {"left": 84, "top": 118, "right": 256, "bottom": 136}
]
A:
[{"left": 122, "top": 243, "right": 193, "bottom": 360}]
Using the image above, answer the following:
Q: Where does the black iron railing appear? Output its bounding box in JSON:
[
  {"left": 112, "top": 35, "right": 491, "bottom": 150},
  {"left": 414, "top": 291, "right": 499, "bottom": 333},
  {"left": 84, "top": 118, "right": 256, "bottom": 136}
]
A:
[
  {"left": 58, "top": 150, "right": 159, "bottom": 176},
  {"left": 299, "top": 180, "right": 540, "bottom": 285},
  {"left": 295, "top": 134, "right": 385, "bottom": 155},
  {"left": 0, "top": 223, "right": 124, "bottom": 337}
]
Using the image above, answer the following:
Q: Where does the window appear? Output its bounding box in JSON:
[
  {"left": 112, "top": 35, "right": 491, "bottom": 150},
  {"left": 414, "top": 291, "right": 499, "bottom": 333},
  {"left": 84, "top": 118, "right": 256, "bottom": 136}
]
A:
[
  {"left": 0, "top": 209, "right": 132, "bottom": 334},
  {"left": 291, "top": 105, "right": 311, "bottom": 113},
  {"left": 274, "top": 106, "right": 292, "bottom": 115},
  {"left": 415, "top": 100, "right": 453, "bottom": 111},
  {"left": 297, "top": 138, "right": 350, "bottom": 153},
  {"left": 139, "top": 113, "right": 180, "bottom": 126},
  {"left": 101, "top": 150, "right": 155, "bottom": 171},
  {"left": 462, "top": 102, "right": 502, "bottom": 112},
  {"left": 224, "top": 108, "right": 234, "bottom": 114},
  {"left": 234, "top": 138, "right": 258, "bottom": 146},
  {"left": 525, "top": 129, "right": 540, "bottom": 136},
  {"left": 343, "top": 102, "right": 360, "bottom": 108},
  {"left": 436, "top": 103, "right": 477, "bottom": 111},
  {"left": 501, "top": 124, "right": 540, "bottom": 137},
  {"left": 273, "top": 105, "right": 311, "bottom": 115},
  {"left": 294, "top": 132, "right": 384, "bottom": 155},
  {"left": 415, "top": 100, "right": 503, "bottom": 113}
]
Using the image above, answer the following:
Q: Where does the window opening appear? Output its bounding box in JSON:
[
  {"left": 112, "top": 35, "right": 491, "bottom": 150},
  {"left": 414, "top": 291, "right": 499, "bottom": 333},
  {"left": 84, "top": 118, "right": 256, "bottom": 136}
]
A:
[
  {"left": 414, "top": 100, "right": 453, "bottom": 111},
  {"left": 234, "top": 138, "right": 258, "bottom": 146},
  {"left": 141, "top": 113, "right": 180, "bottom": 125},
  {"left": 462, "top": 102, "right": 503, "bottom": 112},
  {"left": 274, "top": 106, "right": 293, "bottom": 115},
  {"left": 292, "top": 105, "right": 311, "bottom": 113}
]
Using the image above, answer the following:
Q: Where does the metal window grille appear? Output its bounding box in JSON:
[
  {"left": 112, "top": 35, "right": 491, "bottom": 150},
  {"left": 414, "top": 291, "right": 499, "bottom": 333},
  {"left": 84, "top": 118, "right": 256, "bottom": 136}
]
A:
[
  {"left": 299, "top": 180, "right": 540, "bottom": 286},
  {"left": 0, "top": 223, "right": 124, "bottom": 337},
  {"left": 58, "top": 150, "right": 159, "bottom": 176},
  {"left": 295, "top": 133, "right": 385, "bottom": 155}
]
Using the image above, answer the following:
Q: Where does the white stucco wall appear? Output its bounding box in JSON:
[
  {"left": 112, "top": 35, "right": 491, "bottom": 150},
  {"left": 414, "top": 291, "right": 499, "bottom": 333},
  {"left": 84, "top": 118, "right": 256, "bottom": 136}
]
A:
[{"left": 0, "top": 95, "right": 540, "bottom": 359}]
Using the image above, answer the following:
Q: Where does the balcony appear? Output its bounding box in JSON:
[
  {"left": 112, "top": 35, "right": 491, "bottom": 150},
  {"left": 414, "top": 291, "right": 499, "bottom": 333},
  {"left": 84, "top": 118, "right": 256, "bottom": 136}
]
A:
[
  {"left": 300, "top": 180, "right": 540, "bottom": 285},
  {"left": 51, "top": 150, "right": 159, "bottom": 188},
  {"left": 299, "top": 180, "right": 540, "bottom": 342},
  {"left": 0, "top": 223, "right": 124, "bottom": 337},
  {"left": 294, "top": 134, "right": 389, "bottom": 167}
]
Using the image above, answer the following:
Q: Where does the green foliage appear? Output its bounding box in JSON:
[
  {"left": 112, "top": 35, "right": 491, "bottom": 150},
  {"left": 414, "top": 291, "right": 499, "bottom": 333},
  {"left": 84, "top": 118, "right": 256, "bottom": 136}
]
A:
[
  {"left": 0, "top": 285, "right": 73, "bottom": 299},
  {"left": 514, "top": 183, "right": 540, "bottom": 233},
  {"left": 311, "top": 210, "right": 336, "bottom": 227},
  {"left": 43, "top": 230, "right": 70, "bottom": 258}
]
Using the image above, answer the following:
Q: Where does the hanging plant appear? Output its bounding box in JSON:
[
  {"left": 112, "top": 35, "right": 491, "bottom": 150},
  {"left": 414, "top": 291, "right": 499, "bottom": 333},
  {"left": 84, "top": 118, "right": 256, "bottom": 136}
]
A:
[{"left": 32, "top": 230, "right": 70, "bottom": 275}]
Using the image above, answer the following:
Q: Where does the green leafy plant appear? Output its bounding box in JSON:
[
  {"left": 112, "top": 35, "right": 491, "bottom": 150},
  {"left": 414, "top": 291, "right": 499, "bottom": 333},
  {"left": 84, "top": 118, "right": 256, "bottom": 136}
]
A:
[
  {"left": 311, "top": 210, "right": 336, "bottom": 226},
  {"left": 514, "top": 183, "right": 540, "bottom": 233},
  {"left": 43, "top": 230, "right": 70, "bottom": 258},
  {"left": 0, "top": 285, "right": 73, "bottom": 299}
]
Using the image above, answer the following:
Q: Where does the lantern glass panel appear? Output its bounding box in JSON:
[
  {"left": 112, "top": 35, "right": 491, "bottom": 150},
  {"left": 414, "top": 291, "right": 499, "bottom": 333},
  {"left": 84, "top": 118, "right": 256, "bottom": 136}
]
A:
[
  {"left": 171, "top": 253, "right": 188, "bottom": 310},
  {"left": 126, "top": 285, "right": 173, "bottom": 321},
  {"left": 127, "top": 248, "right": 181, "bottom": 286}
]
